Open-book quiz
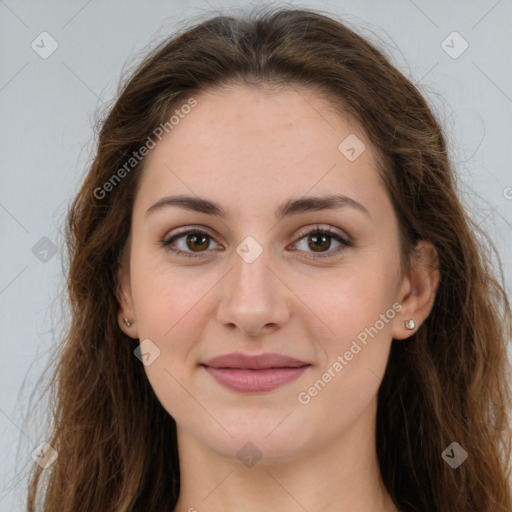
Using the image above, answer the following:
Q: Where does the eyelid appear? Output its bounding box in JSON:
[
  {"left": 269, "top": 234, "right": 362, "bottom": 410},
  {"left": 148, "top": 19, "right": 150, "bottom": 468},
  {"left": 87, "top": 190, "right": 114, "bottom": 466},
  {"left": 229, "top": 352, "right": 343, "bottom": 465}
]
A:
[
  {"left": 160, "top": 225, "right": 222, "bottom": 258},
  {"left": 160, "top": 223, "right": 352, "bottom": 259},
  {"left": 289, "top": 224, "right": 352, "bottom": 259},
  {"left": 293, "top": 224, "right": 350, "bottom": 244}
]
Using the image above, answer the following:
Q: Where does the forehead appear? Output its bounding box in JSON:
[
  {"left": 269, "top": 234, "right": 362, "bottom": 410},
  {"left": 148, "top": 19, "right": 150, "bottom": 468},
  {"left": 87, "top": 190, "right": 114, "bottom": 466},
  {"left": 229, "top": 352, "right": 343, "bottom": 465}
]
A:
[
  {"left": 167, "top": 83, "right": 360, "bottom": 155},
  {"left": 134, "top": 83, "right": 387, "bottom": 221}
]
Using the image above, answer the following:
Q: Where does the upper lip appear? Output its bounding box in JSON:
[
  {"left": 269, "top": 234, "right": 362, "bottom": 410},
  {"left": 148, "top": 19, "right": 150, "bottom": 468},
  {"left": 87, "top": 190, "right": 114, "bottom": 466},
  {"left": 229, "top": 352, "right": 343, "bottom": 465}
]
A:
[{"left": 202, "top": 352, "right": 311, "bottom": 370}]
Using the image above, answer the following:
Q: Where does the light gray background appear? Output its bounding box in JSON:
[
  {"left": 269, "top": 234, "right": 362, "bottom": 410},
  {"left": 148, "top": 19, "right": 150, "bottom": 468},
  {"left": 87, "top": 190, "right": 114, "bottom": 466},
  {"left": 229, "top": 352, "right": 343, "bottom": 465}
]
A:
[{"left": 1, "top": 0, "right": 511, "bottom": 509}]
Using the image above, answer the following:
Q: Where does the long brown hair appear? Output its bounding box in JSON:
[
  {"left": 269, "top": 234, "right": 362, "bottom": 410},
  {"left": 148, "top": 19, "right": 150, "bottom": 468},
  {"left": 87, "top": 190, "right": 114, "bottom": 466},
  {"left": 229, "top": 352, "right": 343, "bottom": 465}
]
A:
[{"left": 26, "top": 5, "right": 512, "bottom": 511}]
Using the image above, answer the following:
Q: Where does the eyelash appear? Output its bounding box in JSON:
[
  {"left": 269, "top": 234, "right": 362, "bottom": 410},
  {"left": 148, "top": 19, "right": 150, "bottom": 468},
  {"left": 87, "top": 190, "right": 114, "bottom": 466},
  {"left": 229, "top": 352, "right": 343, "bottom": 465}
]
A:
[{"left": 160, "top": 224, "right": 352, "bottom": 260}]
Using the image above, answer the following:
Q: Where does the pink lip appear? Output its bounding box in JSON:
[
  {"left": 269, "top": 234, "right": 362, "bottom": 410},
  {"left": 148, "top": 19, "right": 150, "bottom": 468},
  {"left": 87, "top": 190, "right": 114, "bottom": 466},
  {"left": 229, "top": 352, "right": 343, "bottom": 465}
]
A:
[{"left": 201, "top": 352, "right": 311, "bottom": 392}]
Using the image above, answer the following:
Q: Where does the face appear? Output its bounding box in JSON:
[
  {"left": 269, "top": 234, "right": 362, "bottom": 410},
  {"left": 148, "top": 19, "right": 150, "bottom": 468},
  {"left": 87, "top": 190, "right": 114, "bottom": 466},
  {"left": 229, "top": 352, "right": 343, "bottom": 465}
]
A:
[{"left": 117, "top": 84, "right": 431, "bottom": 462}]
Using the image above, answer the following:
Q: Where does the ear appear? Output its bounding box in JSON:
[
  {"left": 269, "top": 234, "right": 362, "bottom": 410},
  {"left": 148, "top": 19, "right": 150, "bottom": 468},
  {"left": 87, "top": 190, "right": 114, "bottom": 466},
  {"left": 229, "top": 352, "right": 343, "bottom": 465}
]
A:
[
  {"left": 392, "top": 240, "right": 440, "bottom": 340},
  {"left": 115, "top": 247, "right": 139, "bottom": 339}
]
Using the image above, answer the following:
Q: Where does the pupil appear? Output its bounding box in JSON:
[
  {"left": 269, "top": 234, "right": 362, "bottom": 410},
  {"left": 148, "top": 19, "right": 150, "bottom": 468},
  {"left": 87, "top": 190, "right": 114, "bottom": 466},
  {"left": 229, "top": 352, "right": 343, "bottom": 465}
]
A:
[
  {"left": 188, "top": 233, "right": 208, "bottom": 251},
  {"left": 309, "top": 234, "right": 329, "bottom": 252}
]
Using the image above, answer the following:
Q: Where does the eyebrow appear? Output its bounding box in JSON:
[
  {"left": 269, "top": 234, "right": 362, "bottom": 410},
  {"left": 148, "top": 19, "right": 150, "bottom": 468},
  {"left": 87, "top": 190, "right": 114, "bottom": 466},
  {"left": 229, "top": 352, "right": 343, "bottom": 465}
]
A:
[{"left": 145, "top": 193, "right": 370, "bottom": 220}]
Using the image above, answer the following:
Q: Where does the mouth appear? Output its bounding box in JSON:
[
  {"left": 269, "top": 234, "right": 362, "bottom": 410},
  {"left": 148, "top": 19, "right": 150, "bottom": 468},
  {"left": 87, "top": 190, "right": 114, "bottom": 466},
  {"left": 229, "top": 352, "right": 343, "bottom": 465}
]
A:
[{"left": 200, "top": 352, "right": 312, "bottom": 393}]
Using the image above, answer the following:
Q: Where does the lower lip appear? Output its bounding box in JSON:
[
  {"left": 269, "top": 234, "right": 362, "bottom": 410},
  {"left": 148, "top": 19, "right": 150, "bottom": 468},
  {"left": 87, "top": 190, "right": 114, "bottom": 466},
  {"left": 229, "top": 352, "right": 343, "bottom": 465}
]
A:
[{"left": 202, "top": 365, "right": 310, "bottom": 392}]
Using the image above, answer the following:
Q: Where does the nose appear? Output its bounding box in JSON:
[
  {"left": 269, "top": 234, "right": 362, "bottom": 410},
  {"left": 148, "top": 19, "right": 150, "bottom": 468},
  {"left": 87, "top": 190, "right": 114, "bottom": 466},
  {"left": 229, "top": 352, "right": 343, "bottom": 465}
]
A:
[{"left": 215, "top": 246, "right": 291, "bottom": 337}]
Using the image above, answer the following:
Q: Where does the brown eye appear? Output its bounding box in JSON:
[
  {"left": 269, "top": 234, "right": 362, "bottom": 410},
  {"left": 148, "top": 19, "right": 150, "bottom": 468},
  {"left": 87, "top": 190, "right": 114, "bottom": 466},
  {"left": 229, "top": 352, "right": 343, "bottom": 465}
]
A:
[
  {"left": 160, "top": 225, "right": 352, "bottom": 260},
  {"left": 292, "top": 225, "right": 352, "bottom": 259},
  {"left": 184, "top": 232, "right": 210, "bottom": 252},
  {"left": 161, "top": 229, "right": 220, "bottom": 258},
  {"left": 307, "top": 233, "right": 332, "bottom": 252}
]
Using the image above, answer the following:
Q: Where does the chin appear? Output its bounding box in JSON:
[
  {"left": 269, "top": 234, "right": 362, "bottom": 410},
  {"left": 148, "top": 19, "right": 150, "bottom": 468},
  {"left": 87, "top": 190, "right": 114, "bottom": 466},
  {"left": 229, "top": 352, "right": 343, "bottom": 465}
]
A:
[{"left": 202, "top": 416, "right": 313, "bottom": 464}]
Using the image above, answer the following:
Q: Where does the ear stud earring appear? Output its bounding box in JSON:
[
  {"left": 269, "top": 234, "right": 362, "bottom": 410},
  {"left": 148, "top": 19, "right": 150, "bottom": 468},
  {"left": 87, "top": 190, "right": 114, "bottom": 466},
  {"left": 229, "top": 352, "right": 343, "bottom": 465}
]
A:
[
  {"left": 124, "top": 318, "right": 132, "bottom": 327},
  {"left": 405, "top": 319, "right": 416, "bottom": 330}
]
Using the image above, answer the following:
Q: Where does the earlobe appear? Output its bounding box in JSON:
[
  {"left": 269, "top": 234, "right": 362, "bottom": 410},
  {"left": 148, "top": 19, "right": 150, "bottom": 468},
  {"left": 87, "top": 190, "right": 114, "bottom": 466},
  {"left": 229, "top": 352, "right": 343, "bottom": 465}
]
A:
[
  {"left": 392, "top": 240, "right": 440, "bottom": 340},
  {"left": 115, "top": 261, "right": 139, "bottom": 339}
]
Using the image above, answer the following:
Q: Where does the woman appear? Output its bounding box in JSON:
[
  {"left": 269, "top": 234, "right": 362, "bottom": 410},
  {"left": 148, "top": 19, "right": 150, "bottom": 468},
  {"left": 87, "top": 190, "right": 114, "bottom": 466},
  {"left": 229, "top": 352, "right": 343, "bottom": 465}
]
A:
[{"left": 27, "top": 5, "right": 512, "bottom": 511}]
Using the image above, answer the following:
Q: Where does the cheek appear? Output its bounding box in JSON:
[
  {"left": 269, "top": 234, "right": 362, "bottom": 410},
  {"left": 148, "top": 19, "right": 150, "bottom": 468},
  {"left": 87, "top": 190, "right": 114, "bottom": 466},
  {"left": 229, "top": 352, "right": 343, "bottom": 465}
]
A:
[
  {"left": 292, "top": 262, "right": 398, "bottom": 411},
  {"left": 130, "top": 249, "right": 219, "bottom": 342},
  {"left": 290, "top": 258, "right": 398, "bottom": 342},
  {"left": 131, "top": 267, "right": 211, "bottom": 422},
  {"left": 295, "top": 277, "right": 396, "bottom": 429}
]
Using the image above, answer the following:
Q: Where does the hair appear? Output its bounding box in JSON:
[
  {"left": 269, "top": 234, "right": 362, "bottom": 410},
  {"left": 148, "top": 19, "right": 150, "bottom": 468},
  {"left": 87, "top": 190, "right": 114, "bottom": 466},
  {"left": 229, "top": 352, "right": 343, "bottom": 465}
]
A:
[{"left": 26, "top": 4, "right": 511, "bottom": 511}]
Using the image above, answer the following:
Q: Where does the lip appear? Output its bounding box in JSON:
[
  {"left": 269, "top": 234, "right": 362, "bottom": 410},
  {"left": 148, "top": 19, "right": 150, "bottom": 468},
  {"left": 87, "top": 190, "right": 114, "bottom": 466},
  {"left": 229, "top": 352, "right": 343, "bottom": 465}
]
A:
[
  {"left": 201, "top": 352, "right": 311, "bottom": 393},
  {"left": 203, "top": 352, "right": 310, "bottom": 369}
]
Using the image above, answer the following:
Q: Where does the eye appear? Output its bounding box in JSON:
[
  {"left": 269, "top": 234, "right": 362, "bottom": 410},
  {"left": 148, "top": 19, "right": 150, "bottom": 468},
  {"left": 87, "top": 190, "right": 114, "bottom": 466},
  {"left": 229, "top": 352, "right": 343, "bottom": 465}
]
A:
[
  {"left": 160, "top": 227, "right": 220, "bottom": 258},
  {"left": 160, "top": 224, "right": 352, "bottom": 259},
  {"left": 290, "top": 224, "right": 352, "bottom": 259}
]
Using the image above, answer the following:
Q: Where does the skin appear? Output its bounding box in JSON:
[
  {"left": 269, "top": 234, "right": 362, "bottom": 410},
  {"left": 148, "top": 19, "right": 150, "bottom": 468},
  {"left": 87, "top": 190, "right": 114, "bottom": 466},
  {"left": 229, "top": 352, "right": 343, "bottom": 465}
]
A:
[{"left": 117, "top": 84, "right": 440, "bottom": 512}]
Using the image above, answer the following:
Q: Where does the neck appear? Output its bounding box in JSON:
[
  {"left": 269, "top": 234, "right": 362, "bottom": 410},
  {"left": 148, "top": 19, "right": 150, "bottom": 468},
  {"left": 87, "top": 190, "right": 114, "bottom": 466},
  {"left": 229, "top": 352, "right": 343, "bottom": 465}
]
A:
[{"left": 172, "top": 397, "right": 398, "bottom": 512}]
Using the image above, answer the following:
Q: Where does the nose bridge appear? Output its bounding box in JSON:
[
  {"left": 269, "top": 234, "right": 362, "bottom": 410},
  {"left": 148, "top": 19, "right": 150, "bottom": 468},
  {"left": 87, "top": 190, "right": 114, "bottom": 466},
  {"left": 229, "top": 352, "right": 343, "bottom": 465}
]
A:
[
  {"left": 216, "top": 234, "right": 290, "bottom": 334},
  {"left": 230, "top": 236, "right": 278, "bottom": 305}
]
